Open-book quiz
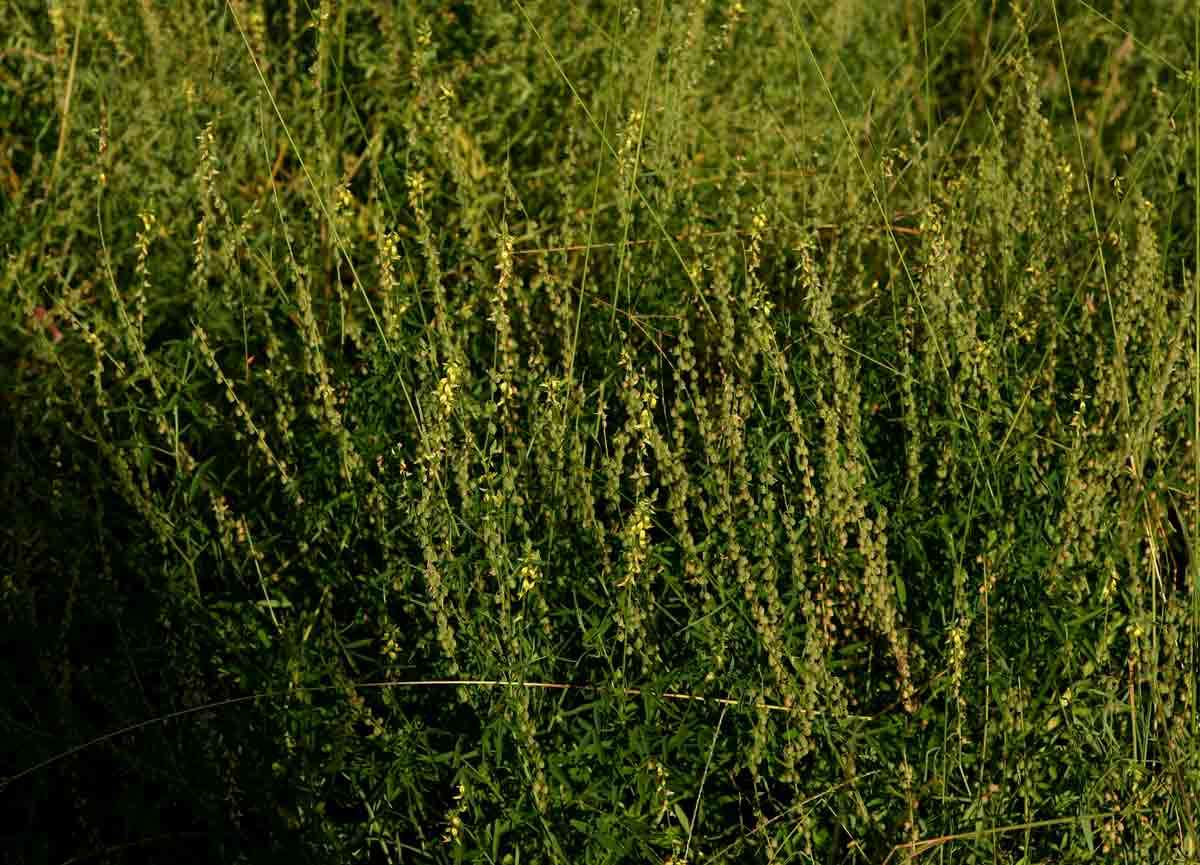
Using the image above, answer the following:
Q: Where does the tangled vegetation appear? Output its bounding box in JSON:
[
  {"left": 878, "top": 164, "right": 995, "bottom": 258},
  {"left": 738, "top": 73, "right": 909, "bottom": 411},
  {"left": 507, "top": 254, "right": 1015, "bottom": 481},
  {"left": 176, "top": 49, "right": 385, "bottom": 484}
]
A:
[{"left": 2, "top": 1, "right": 1199, "bottom": 863}]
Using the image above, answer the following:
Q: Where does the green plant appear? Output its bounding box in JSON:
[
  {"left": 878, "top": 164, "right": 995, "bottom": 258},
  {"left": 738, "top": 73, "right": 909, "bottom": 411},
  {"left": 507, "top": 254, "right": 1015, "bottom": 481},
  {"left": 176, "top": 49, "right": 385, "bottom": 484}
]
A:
[{"left": 2, "top": 1, "right": 1199, "bottom": 863}]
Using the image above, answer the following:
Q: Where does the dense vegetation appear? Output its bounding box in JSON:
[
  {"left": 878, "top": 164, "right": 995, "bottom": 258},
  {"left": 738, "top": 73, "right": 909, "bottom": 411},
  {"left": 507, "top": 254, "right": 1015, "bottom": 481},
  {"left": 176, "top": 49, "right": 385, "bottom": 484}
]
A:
[{"left": 2, "top": 1, "right": 1199, "bottom": 862}]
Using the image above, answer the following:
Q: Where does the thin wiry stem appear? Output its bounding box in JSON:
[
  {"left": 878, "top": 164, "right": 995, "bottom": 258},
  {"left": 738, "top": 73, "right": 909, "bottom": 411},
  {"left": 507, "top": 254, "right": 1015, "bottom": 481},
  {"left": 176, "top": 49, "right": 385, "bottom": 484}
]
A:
[{"left": 5, "top": 677, "right": 869, "bottom": 791}]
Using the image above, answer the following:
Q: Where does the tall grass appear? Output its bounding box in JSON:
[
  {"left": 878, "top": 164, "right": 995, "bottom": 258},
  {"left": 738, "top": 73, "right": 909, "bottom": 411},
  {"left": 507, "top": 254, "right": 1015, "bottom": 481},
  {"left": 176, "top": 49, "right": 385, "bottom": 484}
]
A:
[{"left": 2, "top": 1, "right": 1199, "bottom": 863}]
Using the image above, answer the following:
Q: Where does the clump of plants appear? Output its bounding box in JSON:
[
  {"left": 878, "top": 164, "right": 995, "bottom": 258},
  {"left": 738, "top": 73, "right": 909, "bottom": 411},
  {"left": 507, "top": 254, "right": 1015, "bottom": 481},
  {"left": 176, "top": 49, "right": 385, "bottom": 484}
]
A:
[{"left": 2, "top": 1, "right": 1198, "bottom": 863}]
